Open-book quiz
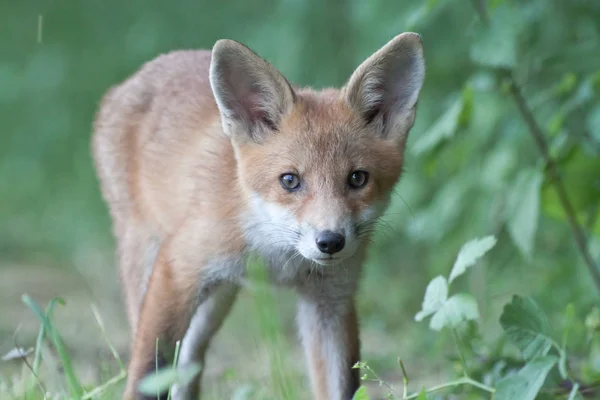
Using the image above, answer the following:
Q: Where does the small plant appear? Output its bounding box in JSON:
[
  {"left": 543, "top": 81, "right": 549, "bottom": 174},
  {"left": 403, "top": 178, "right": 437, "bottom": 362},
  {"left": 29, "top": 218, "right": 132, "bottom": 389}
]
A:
[
  {"left": 0, "top": 296, "right": 127, "bottom": 399},
  {"left": 353, "top": 235, "right": 595, "bottom": 400}
]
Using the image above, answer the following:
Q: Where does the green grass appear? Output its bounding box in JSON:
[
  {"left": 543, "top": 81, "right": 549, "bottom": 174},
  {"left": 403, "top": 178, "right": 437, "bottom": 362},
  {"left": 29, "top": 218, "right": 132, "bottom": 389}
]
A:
[
  {"left": 1, "top": 296, "right": 125, "bottom": 400},
  {"left": 0, "top": 261, "right": 307, "bottom": 400},
  {"left": 2, "top": 1, "right": 599, "bottom": 398}
]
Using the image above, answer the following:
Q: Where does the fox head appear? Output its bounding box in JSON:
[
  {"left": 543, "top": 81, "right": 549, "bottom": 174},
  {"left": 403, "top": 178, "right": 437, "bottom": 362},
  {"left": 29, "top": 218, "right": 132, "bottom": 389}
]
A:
[{"left": 209, "top": 33, "right": 425, "bottom": 266}]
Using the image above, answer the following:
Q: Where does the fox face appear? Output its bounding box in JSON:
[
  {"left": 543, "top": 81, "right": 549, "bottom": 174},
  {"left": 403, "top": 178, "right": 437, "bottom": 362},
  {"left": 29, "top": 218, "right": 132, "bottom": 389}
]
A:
[
  {"left": 210, "top": 34, "right": 425, "bottom": 266},
  {"left": 234, "top": 98, "right": 404, "bottom": 265}
]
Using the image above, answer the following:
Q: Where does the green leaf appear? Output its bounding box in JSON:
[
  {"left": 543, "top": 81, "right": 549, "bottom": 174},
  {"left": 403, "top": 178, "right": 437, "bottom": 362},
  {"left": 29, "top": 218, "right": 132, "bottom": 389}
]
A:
[
  {"left": 470, "top": 5, "right": 521, "bottom": 67},
  {"left": 417, "top": 387, "right": 428, "bottom": 399},
  {"left": 548, "top": 112, "right": 565, "bottom": 136},
  {"left": 585, "top": 307, "right": 600, "bottom": 332},
  {"left": 562, "top": 303, "right": 576, "bottom": 348},
  {"left": 352, "top": 386, "right": 370, "bottom": 400},
  {"left": 494, "top": 355, "right": 558, "bottom": 400},
  {"left": 448, "top": 235, "right": 497, "bottom": 283},
  {"left": 1, "top": 347, "right": 32, "bottom": 361},
  {"left": 587, "top": 103, "right": 600, "bottom": 142},
  {"left": 430, "top": 293, "right": 480, "bottom": 331},
  {"left": 495, "top": 375, "right": 529, "bottom": 400},
  {"left": 138, "top": 363, "right": 202, "bottom": 396},
  {"left": 22, "top": 295, "right": 83, "bottom": 397},
  {"left": 500, "top": 296, "right": 554, "bottom": 360},
  {"left": 457, "top": 85, "right": 474, "bottom": 127},
  {"left": 541, "top": 148, "right": 600, "bottom": 232},
  {"left": 553, "top": 73, "right": 578, "bottom": 96},
  {"left": 413, "top": 94, "right": 463, "bottom": 155},
  {"left": 506, "top": 169, "right": 543, "bottom": 259},
  {"left": 415, "top": 275, "right": 448, "bottom": 322},
  {"left": 567, "top": 383, "right": 580, "bottom": 400},
  {"left": 558, "top": 349, "right": 568, "bottom": 380}
]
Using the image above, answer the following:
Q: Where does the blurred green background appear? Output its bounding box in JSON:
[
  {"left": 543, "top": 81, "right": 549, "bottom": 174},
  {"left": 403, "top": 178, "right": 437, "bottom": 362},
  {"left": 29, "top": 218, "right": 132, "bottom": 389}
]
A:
[{"left": 1, "top": 0, "right": 600, "bottom": 399}]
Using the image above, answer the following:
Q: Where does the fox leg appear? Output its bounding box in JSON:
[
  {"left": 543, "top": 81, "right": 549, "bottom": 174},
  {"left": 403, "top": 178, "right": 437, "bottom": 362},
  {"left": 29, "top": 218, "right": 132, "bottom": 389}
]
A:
[
  {"left": 117, "top": 220, "right": 161, "bottom": 340},
  {"left": 123, "top": 246, "right": 240, "bottom": 399},
  {"left": 123, "top": 248, "right": 197, "bottom": 400},
  {"left": 170, "top": 283, "right": 239, "bottom": 400},
  {"left": 296, "top": 280, "right": 361, "bottom": 400}
]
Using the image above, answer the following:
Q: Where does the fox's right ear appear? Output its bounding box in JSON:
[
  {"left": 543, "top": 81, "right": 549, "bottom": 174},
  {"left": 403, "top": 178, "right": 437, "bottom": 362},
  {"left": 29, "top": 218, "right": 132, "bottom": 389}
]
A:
[
  {"left": 344, "top": 33, "right": 425, "bottom": 145},
  {"left": 210, "top": 39, "right": 295, "bottom": 143}
]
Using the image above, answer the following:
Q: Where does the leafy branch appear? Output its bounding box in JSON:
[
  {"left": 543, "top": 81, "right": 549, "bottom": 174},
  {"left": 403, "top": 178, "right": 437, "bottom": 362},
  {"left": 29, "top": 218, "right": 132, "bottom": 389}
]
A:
[
  {"left": 403, "top": 376, "right": 494, "bottom": 400},
  {"left": 505, "top": 77, "right": 600, "bottom": 291},
  {"left": 471, "top": 0, "right": 600, "bottom": 294},
  {"left": 354, "top": 235, "right": 590, "bottom": 400},
  {"left": 354, "top": 360, "right": 495, "bottom": 400}
]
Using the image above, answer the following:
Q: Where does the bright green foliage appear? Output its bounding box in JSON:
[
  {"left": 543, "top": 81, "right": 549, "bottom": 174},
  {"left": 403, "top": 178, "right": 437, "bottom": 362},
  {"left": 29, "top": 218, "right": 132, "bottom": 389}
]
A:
[
  {"left": 1, "top": 0, "right": 600, "bottom": 399},
  {"left": 494, "top": 356, "right": 558, "bottom": 400},
  {"left": 448, "top": 236, "right": 497, "bottom": 283},
  {"left": 429, "top": 293, "right": 480, "bottom": 331},
  {"left": 414, "top": 275, "right": 448, "bottom": 322},
  {"left": 470, "top": 4, "right": 520, "bottom": 68},
  {"left": 22, "top": 295, "right": 83, "bottom": 398},
  {"left": 138, "top": 363, "right": 201, "bottom": 397},
  {"left": 500, "top": 295, "right": 554, "bottom": 361},
  {"left": 506, "top": 170, "right": 542, "bottom": 259},
  {"left": 413, "top": 92, "right": 466, "bottom": 155},
  {"left": 416, "top": 236, "right": 495, "bottom": 331},
  {"left": 352, "top": 386, "right": 370, "bottom": 400},
  {"left": 360, "top": 235, "right": 589, "bottom": 399}
]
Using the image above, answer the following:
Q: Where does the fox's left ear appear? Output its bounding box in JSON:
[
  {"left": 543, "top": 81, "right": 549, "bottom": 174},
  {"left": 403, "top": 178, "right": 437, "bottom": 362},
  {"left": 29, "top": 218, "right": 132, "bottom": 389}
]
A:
[
  {"left": 210, "top": 39, "right": 295, "bottom": 143},
  {"left": 344, "top": 32, "right": 425, "bottom": 144}
]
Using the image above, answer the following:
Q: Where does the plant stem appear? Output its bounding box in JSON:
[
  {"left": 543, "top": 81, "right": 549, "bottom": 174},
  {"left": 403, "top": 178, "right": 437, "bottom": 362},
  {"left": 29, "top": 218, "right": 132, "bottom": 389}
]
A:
[
  {"left": 155, "top": 338, "right": 160, "bottom": 399},
  {"left": 473, "top": 1, "right": 600, "bottom": 291},
  {"left": 91, "top": 304, "right": 126, "bottom": 372},
  {"left": 404, "top": 376, "right": 495, "bottom": 399},
  {"left": 506, "top": 77, "right": 600, "bottom": 293},
  {"left": 470, "top": 0, "right": 600, "bottom": 294},
  {"left": 167, "top": 341, "right": 182, "bottom": 400},
  {"left": 451, "top": 328, "right": 469, "bottom": 376},
  {"left": 364, "top": 364, "right": 397, "bottom": 396},
  {"left": 81, "top": 370, "right": 127, "bottom": 400},
  {"left": 399, "top": 359, "right": 409, "bottom": 398}
]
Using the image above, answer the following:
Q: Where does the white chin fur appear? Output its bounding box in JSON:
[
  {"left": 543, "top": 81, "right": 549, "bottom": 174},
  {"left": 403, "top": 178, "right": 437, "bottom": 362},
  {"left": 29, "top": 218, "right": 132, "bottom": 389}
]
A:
[
  {"left": 245, "top": 193, "right": 379, "bottom": 267},
  {"left": 311, "top": 257, "right": 346, "bottom": 266}
]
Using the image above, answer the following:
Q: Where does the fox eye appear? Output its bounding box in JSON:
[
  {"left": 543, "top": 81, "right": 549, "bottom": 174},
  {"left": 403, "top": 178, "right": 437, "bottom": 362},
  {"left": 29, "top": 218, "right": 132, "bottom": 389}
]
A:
[
  {"left": 280, "top": 173, "right": 301, "bottom": 191},
  {"left": 348, "top": 171, "right": 369, "bottom": 189}
]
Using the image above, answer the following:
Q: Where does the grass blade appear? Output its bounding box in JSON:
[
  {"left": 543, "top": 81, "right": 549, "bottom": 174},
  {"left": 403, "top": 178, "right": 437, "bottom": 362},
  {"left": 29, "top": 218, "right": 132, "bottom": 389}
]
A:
[
  {"left": 22, "top": 294, "right": 83, "bottom": 398},
  {"left": 91, "top": 303, "right": 125, "bottom": 372}
]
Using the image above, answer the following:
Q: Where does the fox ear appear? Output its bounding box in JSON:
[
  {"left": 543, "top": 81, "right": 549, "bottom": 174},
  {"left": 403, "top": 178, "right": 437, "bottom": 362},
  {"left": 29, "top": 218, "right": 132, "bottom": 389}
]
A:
[
  {"left": 344, "top": 33, "right": 425, "bottom": 143},
  {"left": 210, "top": 39, "right": 295, "bottom": 143}
]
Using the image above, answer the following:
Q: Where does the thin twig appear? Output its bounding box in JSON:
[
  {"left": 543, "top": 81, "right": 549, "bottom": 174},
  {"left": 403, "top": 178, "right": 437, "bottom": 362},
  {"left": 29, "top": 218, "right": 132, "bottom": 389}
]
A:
[
  {"left": 91, "top": 304, "right": 125, "bottom": 372},
  {"left": 167, "top": 341, "right": 182, "bottom": 400},
  {"left": 12, "top": 328, "right": 47, "bottom": 397},
  {"left": 451, "top": 328, "right": 469, "bottom": 377},
  {"left": 80, "top": 370, "right": 127, "bottom": 400},
  {"left": 404, "top": 376, "right": 495, "bottom": 399},
  {"left": 364, "top": 364, "right": 397, "bottom": 397},
  {"left": 506, "top": 77, "right": 600, "bottom": 292},
  {"left": 399, "top": 359, "right": 409, "bottom": 399}
]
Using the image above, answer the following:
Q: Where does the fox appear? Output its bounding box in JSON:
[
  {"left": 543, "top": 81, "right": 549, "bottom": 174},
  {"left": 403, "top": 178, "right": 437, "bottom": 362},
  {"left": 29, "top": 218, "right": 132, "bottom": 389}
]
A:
[{"left": 92, "top": 32, "right": 425, "bottom": 400}]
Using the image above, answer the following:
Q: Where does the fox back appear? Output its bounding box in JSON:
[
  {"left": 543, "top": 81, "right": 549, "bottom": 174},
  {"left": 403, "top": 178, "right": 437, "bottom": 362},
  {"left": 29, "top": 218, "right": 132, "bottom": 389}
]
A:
[{"left": 92, "top": 33, "right": 425, "bottom": 400}]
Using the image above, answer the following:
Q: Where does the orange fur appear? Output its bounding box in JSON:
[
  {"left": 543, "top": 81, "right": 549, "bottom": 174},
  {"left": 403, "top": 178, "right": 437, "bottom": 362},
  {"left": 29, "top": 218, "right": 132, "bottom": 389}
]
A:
[{"left": 92, "top": 33, "right": 425, "bottom": 399}]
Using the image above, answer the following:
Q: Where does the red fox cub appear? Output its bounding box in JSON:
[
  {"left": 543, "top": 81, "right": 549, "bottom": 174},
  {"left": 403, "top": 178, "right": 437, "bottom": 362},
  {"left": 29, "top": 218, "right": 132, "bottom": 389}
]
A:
[{"left": 92, "top": 32, "right": 425, "bottom": 399}]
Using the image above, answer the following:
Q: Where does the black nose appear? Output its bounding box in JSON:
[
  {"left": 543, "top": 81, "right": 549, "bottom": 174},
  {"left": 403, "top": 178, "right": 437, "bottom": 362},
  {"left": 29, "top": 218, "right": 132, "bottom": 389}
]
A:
[{"left": 316, "top": 231, "right": 345, "bottom": 255}]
